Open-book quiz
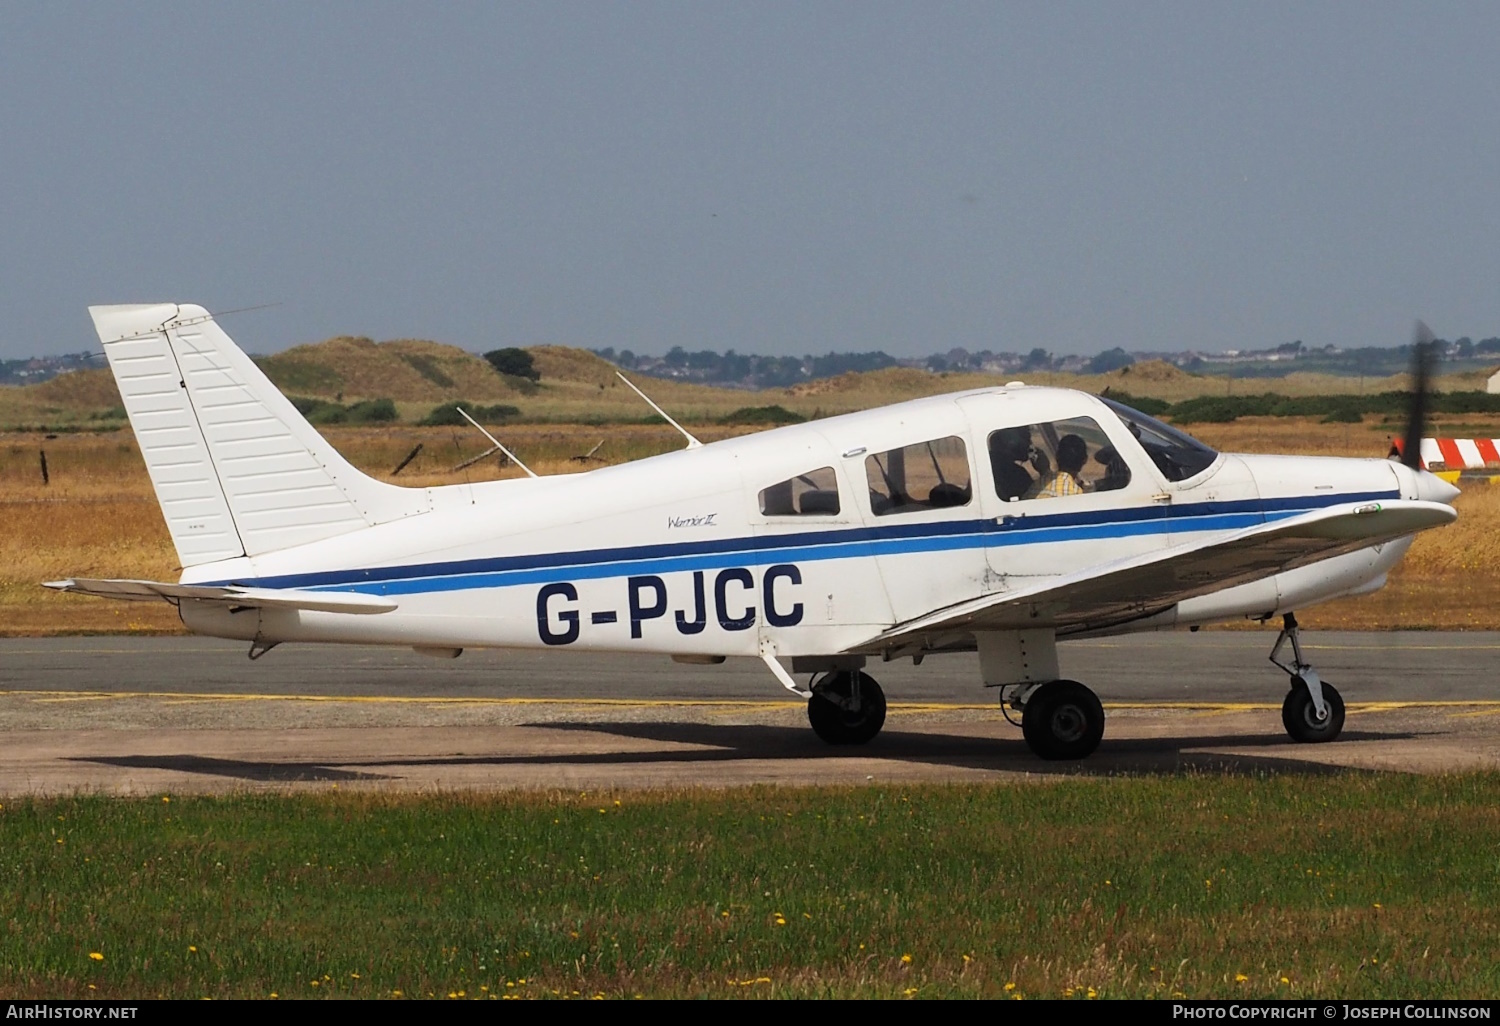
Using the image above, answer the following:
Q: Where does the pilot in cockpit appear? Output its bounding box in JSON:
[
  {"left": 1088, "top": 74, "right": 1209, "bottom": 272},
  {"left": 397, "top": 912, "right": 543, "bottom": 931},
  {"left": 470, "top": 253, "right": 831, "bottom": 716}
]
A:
[{"left": 989, "top": 426, "right": 1038, "bottom": 501}]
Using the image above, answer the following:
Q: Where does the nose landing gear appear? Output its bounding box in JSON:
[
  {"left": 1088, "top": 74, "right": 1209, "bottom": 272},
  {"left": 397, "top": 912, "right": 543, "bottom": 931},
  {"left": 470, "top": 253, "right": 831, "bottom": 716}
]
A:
[{"left": 1271, "top": 612, "right": 1345, "bottom": 743}]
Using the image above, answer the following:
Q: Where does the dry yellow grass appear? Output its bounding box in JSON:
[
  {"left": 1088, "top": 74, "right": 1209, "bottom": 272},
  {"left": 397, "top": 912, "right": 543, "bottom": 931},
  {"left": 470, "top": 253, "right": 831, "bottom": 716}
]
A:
[
  {"left": 1, "top": 415, "right": 1493, "bottom": 635},
  {"left": 1, "top": 434, "right": 180, "bottom": 634}
]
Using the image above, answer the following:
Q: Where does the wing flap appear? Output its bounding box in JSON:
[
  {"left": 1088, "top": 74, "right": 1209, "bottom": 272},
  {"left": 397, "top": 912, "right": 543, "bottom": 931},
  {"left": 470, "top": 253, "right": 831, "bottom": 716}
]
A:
[
  {"left": 863, "top": 499, "right": 1454, "bottom": 646},
  {"left": 43, "top": 578, "right": 398, "bottom": 614}
]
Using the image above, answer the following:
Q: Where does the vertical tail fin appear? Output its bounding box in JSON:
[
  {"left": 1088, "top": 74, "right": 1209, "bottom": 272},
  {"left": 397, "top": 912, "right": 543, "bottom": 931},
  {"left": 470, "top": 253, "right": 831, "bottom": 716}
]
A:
[{"left": 90, "top": 304, "right": 429, "bottom": 567}]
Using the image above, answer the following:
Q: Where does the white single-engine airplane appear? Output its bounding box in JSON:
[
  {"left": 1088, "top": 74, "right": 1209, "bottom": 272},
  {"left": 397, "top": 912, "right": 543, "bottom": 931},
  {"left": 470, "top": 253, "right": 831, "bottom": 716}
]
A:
[{"left": 50, "top": 304, "right": 1461, "bottom": 760}]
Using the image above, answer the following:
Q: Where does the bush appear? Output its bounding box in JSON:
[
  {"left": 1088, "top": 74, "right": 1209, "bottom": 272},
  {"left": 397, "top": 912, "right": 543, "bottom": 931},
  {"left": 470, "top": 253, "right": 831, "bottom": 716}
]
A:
[
  {"left": 421, "top": 401, "right": 521, "bottom": 427},
  {"left": 1321, "top": 404, "right": 1364, "bottom": 423},
  {"left": 288, "top": 396, "right": 347, "bottom": 423},
  {"left": 1168, "top": 396, "right": 1263, "bottom": 423},
  {"left": 483, "top": 348, "right": 539, "bottom": 381},
  {"left": 346, "top": 398, "right": 398, "bottom": 423},
  {"left": 719, "top": 405, "right": 807, "bottom": 426},
  {"left": 1435, "top": 391, "right": 1500, "bottom": 414},
  {"left": 1096, "top": 389, "right": 1171, "bottom": 416},
  {"left": 291, "top": 396, "right": 398, "bottom": 424}
]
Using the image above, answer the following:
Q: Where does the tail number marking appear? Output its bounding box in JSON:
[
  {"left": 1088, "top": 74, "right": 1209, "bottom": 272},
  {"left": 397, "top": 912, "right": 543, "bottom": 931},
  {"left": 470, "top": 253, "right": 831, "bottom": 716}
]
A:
[{"left": 536, "top": 565, "right": 803, "bottom": 646}]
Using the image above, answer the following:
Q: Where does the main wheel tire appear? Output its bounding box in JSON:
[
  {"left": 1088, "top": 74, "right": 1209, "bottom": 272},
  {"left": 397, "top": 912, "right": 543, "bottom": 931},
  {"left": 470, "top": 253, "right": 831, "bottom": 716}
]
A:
[
  {"left": 807, "top": 671, "right": 887, "bottom": 745},
  {"left": 1021, "top": 680, "right": 1105, "bottom": 760},
  {"left": 1281, "top": 677, "right": 1345, "bottom": 743}
]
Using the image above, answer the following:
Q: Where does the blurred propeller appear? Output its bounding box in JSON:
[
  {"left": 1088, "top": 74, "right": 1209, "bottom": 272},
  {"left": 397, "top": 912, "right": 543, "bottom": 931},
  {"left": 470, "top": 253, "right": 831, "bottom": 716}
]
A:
[{"left": 1400, "top": 321, "right": 1437, "bottom": 471}]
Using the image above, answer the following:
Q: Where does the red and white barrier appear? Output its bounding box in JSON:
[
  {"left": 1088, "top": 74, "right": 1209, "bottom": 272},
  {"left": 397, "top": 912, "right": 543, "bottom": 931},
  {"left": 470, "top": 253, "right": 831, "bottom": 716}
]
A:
[{"left": 1390, "top": 437, "right": 1500, "bottom": 470}]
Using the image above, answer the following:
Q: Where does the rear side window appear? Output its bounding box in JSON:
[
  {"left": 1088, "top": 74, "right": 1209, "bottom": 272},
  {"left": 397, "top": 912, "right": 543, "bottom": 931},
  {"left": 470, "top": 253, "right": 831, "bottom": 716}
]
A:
[
  {"left": 759, "top": 466, "right": 841, "bottom": 516},
  {"left": 865, "top": 436, "right": 971, "bottom": 516}
]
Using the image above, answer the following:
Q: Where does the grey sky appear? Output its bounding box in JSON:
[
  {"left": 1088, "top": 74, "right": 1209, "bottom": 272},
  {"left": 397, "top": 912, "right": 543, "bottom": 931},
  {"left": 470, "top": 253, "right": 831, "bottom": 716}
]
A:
[{"left": 2, "top": 2, "right": 1496, "bottom": 359}]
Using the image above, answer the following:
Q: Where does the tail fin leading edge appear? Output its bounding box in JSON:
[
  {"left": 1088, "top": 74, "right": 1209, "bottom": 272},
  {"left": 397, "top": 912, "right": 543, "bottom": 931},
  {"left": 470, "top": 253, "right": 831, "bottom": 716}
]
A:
[{"left": 90, "top": 304, "right": 430, "bottom": 567}]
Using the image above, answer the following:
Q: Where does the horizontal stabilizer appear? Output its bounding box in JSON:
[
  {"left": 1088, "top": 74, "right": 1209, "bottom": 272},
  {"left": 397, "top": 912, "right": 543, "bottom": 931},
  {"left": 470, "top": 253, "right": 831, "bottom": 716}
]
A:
[
  {"left": 862, "top": 499, "right": 1456, "bottom": 647},
  {"left": 44, "top": 578, "right": 397, "bottom": 615}
]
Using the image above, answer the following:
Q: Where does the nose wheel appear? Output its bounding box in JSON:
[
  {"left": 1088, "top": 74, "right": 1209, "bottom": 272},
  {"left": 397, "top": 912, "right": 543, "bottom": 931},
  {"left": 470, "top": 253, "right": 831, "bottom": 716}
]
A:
[
  {"left": 1282, "top": 676, "right": 1346, "bottom": 743},
  {"left": 1020, "top": 679, "right": 1105, "bottom": 760},
  {"left": 807, "top": 670, "right": 887, "bottom": 745}
]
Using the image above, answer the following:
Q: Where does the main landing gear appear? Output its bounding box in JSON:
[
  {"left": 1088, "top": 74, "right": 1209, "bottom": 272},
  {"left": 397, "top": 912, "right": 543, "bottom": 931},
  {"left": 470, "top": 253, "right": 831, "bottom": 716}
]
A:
[
  {"left": 1271, "top": 612, "right": 1345, "bottom": 744},
  {"left": 1010, "top": 679, "right": 1106, "bottom": 760},
  {"left": 807, "top": 670, "right": 887, "bottom": 745}
]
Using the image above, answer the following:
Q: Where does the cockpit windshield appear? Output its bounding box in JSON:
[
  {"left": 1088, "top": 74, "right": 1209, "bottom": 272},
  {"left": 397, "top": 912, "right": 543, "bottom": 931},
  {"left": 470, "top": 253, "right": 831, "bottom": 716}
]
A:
[{"left": 1099, "top": 397, "right": 1219, "bottom": 483}]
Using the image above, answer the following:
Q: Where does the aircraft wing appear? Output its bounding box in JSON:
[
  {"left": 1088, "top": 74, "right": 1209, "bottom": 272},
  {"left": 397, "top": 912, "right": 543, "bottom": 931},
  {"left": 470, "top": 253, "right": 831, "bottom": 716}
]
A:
[
  {"left": 860, "top": 499, "right": 1454, "bottom": 648},
  {"left": 43, "top": 578, "right": 398, "bottom": 615}
]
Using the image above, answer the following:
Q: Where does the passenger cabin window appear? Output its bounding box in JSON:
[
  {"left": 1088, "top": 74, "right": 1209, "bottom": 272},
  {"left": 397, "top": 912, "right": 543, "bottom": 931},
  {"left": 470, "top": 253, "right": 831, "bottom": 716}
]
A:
[
  {"left": 865, "top": 436, "right": 972, "bottom": 516},
  {"left": 988, "top": 416, "right": 1130, "bottom": 502},
  {"left": 759, "top": 466, "right": 841, "bottom": 516},
  {"left": 1098, "top": 397, "right": 1219, "bottom": 482}
]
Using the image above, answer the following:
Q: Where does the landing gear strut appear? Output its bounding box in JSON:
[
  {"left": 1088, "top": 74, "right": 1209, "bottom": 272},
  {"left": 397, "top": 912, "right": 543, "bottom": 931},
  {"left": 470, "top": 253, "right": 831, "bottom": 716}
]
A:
[
  {"left": 807, "top": 670, "right": 887, "bottom": 745},
  {"left": 1019, "top": 679, "right": 1105, "bottom": 760},
  {"left": 1271, "top": 612, "right": 1345, "bottom": 743}
]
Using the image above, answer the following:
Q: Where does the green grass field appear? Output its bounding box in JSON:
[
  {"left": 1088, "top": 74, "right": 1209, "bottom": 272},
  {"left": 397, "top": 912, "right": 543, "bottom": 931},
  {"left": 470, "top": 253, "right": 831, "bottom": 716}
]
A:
[{"left": 6, "top": 775, "right": 1500, "bottom": 999}]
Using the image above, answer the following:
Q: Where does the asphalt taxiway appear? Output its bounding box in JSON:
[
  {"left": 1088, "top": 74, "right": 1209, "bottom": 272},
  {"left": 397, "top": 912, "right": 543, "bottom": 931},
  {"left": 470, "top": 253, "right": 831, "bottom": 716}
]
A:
[{"left": 0, "top": 632, "right": 1496, "bottom": 794}]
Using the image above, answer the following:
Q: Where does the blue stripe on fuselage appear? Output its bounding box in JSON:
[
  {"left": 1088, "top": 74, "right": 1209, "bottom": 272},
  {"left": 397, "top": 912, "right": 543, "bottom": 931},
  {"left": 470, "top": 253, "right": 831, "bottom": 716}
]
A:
[{"left": 209, "top": 490, "right": 1399, "bottom": 597}]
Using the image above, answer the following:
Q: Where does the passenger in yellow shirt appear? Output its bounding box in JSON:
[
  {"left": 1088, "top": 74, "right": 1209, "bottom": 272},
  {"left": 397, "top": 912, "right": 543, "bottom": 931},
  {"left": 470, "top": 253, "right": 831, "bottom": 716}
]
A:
[{"left": 1027, "top": 434, "right": 1089, "bottom": 499}]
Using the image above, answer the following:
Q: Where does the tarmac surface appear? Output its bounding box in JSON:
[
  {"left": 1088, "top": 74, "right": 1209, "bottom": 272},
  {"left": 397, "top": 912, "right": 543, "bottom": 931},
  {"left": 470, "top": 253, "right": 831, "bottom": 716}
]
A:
[{"left": 0, "top": 632, "right": 1497, "bottom": 794}]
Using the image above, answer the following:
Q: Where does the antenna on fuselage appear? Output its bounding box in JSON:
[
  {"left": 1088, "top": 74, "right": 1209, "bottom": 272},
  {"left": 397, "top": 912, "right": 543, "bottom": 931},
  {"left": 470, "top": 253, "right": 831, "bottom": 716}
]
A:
[
  {"left": 615, "top": 372, "right": 702, "bottom": 449},
  {"left": 455, "top": 406, "right": 538, "bottom": 478}
]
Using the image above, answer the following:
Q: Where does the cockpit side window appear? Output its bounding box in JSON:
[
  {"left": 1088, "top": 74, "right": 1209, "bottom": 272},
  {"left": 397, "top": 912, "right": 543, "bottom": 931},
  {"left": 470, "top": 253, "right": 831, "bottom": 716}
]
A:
[
  {"left": 988, "top": 416, "right": 1130, "bottom": 502},
  {"left": 1098, "top": 397, "right": 1219, "bottom": 483},
  {"left": 864, "top": 436, "right": 972, "bottom": 516},
  {"left": 758, "top": 466, "right": 841, "bottom": 516}
]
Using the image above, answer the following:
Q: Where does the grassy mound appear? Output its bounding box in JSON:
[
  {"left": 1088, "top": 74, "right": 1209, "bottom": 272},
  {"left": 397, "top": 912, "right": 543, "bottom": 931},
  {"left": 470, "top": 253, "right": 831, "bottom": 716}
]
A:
[{"left": 256, "top": 336, "right": 520, "bottom": 402}]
